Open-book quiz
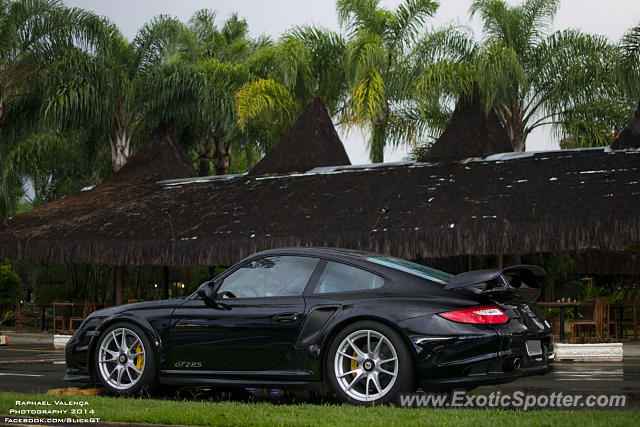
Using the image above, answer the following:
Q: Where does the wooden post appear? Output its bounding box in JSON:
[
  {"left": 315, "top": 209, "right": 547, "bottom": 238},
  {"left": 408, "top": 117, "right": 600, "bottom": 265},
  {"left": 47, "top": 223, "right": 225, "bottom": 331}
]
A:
[
  {"left": 497, "top": 254, "right": 503, "bottom": 269},
  {"left": 161, "top": 266, "right": 170, "bottom": 299},
  {"left": 115, "top": 266, "right": 125, "bottom": 305}
]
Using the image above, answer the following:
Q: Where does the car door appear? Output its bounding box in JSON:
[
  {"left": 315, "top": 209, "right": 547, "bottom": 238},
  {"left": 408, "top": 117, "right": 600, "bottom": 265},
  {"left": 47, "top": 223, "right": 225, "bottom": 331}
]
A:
[{"left": 170, "top": 255, "right": 320, "bottom": 372}]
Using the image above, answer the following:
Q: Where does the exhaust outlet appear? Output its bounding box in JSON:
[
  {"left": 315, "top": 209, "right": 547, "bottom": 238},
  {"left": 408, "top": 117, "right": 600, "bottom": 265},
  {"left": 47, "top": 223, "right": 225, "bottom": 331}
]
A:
[{"left": 512, "top": 357, "right": 521, "bottom": 371}]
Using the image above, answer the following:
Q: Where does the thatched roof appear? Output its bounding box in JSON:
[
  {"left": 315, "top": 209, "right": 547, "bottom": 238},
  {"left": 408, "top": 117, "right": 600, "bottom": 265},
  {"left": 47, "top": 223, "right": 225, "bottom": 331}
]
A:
[
  {"left": 419, "top": 88, "right": 513, "bottom": 162},
  {"left": 1, "top": 145, "right": 638, "bottom": 266},
  {"left": 249, "top": 97, "right": 351, "bottom": 176},
  {"left": 110, "top": 121, "right": 195, "bottom": 185},
  {"left": 611, "top": 99, "right": 640, "bottom": 149}
]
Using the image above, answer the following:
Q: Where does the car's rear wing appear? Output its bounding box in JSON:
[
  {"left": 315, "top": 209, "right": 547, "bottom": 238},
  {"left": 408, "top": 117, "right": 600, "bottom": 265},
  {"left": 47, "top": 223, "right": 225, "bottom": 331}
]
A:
[{"left": 444, "top": 265, "right": 546, "bottom": 303}]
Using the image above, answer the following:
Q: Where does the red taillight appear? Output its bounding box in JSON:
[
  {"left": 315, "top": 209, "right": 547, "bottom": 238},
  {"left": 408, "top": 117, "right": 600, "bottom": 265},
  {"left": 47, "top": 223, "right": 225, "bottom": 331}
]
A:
[{"left": 438, "top": 306, "right": 509, "bottom": 324}]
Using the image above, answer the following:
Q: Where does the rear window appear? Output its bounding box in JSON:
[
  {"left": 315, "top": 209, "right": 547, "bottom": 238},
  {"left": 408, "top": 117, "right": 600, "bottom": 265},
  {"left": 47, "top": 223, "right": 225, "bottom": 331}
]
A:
[
  {"left": 367, "top": 256, "right": 453, "bottom": 284},
  {"left": 314, "top": 261, "right": 385, "bottom": 294}
]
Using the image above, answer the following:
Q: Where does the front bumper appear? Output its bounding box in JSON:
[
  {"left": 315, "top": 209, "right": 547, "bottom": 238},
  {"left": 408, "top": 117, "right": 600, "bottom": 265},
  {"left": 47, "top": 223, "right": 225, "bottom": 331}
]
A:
[{"left": 63, "top": 322, "right": 101, "bottom": 383}]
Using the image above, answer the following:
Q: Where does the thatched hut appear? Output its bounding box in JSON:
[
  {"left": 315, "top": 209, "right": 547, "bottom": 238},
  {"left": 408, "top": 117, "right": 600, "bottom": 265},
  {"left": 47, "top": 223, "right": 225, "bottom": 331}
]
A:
[
  {"left": 0, "top": 98, "right": 639, "bottom": 302},
  {"left": 611, "top": 99, "right": 640, "bottom": 149},
  {"left": 419, "top": 88, "right": 514, "bottom": 162},
  {"left": 1, "top": 147, "right": 638, "bottom": 266},
  {"left": 249, "top": 97, "right": 350, "bottom": 176}
]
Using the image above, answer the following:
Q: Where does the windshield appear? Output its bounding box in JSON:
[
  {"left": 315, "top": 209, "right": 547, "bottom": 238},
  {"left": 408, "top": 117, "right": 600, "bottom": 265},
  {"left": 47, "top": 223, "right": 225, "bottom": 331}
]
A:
[{"left": 367, "top": 256, "right": 453, "bottom": 285}]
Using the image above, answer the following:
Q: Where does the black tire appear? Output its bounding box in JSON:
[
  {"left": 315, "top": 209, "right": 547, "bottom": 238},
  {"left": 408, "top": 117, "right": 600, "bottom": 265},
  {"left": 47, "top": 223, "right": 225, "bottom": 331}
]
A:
[
  {"left": 325, "top": 320, "right": 417, "bottom": 405},
  {"left": 93, "top": 322, "right": 158, "bottom": 395}
]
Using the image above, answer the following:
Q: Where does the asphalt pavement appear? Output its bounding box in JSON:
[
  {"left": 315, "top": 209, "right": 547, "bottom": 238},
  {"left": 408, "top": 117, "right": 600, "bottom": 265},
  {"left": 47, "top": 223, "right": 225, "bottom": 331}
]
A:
[{"left": 1, "top": 343, "right": 640, "bottom": 408}]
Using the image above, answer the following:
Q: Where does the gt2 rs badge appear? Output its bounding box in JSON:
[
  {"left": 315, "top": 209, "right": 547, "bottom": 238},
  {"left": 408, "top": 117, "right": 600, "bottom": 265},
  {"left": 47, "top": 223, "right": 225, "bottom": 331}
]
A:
[{"left": 174, "top": 361, "right": 202, "bottom": 368}]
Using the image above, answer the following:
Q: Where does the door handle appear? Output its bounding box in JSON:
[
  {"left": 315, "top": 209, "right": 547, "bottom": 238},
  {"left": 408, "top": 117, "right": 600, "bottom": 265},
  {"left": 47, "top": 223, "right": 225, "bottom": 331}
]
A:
[{"left": 273, "top": 313, "right": 300, "bottom": 323}]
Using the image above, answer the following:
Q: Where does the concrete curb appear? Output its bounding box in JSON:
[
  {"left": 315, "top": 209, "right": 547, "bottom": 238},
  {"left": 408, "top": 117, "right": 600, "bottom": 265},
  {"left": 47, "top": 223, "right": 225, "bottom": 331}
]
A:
[
  {"left": 0, "top": 358, "right": 64, "bottom": 365},
  {"left": 555, "top": 342, "right": 624, "bottom": 362},
  {"left": 53, "top": 335, "right": 72, "bottom": 349},
  {"left": 1, "top": 332, "right": 53, "bottom": 345}
]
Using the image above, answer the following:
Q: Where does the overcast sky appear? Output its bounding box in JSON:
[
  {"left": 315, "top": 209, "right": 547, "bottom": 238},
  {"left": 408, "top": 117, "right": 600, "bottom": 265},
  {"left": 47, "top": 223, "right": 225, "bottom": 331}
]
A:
[{"left": 64, "top": 0, "right": 640, "bottom": 164}]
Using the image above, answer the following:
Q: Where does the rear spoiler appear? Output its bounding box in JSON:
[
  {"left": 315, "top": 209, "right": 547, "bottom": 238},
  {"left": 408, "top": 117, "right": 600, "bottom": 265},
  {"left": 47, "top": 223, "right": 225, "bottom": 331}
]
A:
[{"left": 444, "top": 265, "right": 546, "bottom": 303}]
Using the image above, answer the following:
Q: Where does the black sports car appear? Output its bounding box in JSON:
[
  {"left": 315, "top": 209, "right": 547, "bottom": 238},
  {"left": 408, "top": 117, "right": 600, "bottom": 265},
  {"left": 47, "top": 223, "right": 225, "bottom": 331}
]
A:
[{"left": 65, "top": 247, "right": 553, "bottom": 404}]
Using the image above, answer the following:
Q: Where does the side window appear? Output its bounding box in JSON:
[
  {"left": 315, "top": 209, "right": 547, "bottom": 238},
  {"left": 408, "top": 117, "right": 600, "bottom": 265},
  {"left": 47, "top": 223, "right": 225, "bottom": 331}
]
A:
[
  {"left": 217, "top": 256, "right": 319, "bottom": 298},
  {"left": 315, "top": 261, "right": 385, "bottom": 294}
]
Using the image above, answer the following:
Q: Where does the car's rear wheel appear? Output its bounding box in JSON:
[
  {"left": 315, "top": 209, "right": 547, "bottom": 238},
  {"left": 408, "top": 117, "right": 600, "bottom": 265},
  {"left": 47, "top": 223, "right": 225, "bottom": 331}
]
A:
[
  {"left": 326, "top": 321, "right": 416, "bottom": 405},
  {"left": 94, "top": 322, "right": 157, "bottom": 394}
]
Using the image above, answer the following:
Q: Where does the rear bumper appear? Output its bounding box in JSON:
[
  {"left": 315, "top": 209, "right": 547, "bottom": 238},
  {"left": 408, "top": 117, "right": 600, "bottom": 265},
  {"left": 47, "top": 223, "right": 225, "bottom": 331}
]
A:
[
  {"left": 419, "top": 359, "right": 552, "bottom": 391},
  {"left": 399, "top": 310, "right": 553, "bottom": 391}
]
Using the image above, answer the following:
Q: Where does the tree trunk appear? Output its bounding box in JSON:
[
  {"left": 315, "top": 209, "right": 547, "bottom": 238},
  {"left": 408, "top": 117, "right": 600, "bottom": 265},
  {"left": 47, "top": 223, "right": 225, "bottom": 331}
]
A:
[
  {"left": 506, "top": 106, "right": 526, "bottom": 152},
  {"left": 370, "top": 122, "right": 386, "bottom": 163},
  {"left": 196, "top": 134, "right": 212, "bottom": 177},
  {"left": 0, "top": 97, "right": 5, "bottom": 127},
  {"left": 213, "top": 130, "right": 231, "bottom": 175},
  {"left": 114, "top": 265, "right": 125, "bottom": 305},
  {"left": 109, "top": 131, "right": 131, "bottom": 172}
]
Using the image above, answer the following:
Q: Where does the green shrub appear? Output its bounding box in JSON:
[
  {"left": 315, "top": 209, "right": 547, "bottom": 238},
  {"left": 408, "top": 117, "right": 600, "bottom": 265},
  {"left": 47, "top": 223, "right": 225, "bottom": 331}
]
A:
[
  {"left": 0, "top": 264, "right": 23, "bottom": 320},
  {"left": 35, "top": 282, "right": 73, "bottom": 304}
]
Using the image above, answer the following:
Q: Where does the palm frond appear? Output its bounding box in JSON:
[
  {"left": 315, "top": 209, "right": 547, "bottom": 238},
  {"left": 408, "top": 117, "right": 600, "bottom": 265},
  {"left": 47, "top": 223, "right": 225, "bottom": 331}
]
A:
[
  {"left": 618, "top": 24, "right": 640, "bottom": 103},
  {"left": 391, "top": 0, "right": 439, "bottom": 46},
  {"left": 521, "top": 0, "right": 559, "bottom": 47},
  {"left": 347, "top": 30, "right": 387, "bottom": 83},
  {"left": 474, "top": 38, "right": 525, "bottom": 111},
  {"left": 351, "top": 68, "right": 385, "bottom": 124},
  {"left": 235, "top": 78, "right": 297, "bottom": 131},
  {"left": 289, "top": 25, "right": 348, "bottom": 115},
  {"left": 131, "top": 15, "right": 182, "bottom": 74},
  {"left": 413, "top": 25, "right": 477, "bottom": 64},
  {"left": 336, "top": 0, "right": 379, "bottom": 36}
]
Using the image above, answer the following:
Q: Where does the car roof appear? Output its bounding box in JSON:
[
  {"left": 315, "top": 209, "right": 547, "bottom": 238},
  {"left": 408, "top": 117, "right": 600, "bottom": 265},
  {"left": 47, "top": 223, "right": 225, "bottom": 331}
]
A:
[{"left": 251, "top": 246, "right": 382, "bottom": 262}]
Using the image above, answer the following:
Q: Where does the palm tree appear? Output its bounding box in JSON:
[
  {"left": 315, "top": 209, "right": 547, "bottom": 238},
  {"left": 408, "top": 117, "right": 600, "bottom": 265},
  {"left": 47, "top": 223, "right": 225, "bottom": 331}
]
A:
[
  {"left": 337, "top": 0, "right": 439, "bottom": 162},
  {"left": 175, "top": 10, "right": 253, "bottom": 176},
  {"left": 0, "top": 0, "right": 104, "bottom": 129},
  {"left": 235, "top": 26, "right": 348, "bottom": 155},
  {"left": 415, "top": 0, "right": 619, "bottom": 151},
  {"left": 44, "top": 16, "right": 182, "bottom": 172},
  {"left": 610, "top": 23, "right": 640, "bottom": 147},
  {"left": 147, "top": 58, "right": 250, "bottom": 176},
  {"left": 617, "top": 23, "right": 639, "bottom": 110},
  {"left": 0, "top": 0, "right": 104, "bottom": 216}
]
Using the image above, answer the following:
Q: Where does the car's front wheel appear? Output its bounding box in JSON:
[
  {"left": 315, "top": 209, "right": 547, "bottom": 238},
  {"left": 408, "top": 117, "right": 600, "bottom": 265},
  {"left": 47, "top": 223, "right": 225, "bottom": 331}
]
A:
[
  {"left": 94, "top": 322, "right": 157, "bottom": 394},
  {"left": 326, "top": 321, "right": 416, "bottom": 405}
]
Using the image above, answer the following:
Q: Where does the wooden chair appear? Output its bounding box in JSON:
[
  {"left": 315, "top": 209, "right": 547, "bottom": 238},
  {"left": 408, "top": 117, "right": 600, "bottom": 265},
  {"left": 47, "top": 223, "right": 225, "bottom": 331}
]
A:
[
  {"left": 612, "top": 302, "right": 635, "bottom": 339},
  {"left": 52, "top": 301, "right": 72, "bottom": 335},
  {"left": 69, "top": 300, "right": 96, "bottom": 330},
  {"left": 572, "top": 298, "right": 609, "bottom": 341},
  {"left": 15, "top": 302, "right": 39, "bottom": 330}
]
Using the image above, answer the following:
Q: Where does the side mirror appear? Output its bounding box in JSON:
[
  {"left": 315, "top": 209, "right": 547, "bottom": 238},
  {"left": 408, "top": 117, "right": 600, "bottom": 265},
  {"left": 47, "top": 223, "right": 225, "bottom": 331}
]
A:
[
  {"left": 196, "top": 280, "right": 231, "bottom": 310},
  {"left": 197, "top": 281, "right": 217, "bottom": 307}
]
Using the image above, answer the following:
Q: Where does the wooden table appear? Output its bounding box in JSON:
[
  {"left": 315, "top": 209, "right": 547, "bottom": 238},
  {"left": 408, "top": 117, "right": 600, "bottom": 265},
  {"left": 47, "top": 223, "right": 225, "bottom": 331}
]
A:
[{"left": 536, "top": 301, "right": 587, "bottom": 341}]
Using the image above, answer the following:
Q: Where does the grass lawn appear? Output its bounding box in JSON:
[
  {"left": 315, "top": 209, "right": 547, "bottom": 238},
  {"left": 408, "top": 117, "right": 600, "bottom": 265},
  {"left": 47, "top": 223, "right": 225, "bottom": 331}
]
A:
[{"left": 1, "top": 392, "right": 638, "bottom": 426}]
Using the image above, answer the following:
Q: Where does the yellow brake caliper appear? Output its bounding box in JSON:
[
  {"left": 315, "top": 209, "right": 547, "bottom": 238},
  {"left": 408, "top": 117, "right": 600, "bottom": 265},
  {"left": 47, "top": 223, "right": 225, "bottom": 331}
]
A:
[
  {"left": 350, "top": 352, "right": 358, "bottom": 378},
  {"left": 135, "top": 345, "right": 144, "bottom": 375}
]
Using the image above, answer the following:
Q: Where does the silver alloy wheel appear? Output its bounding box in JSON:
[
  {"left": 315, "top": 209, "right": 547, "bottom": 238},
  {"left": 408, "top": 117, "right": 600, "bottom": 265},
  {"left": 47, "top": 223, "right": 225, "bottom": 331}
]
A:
[
  {"left": 98, "top": 327, "right": 145, "bottom": 391},
  {"left": 333, "top": 329, "right": 399, "bottom": 402}
]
